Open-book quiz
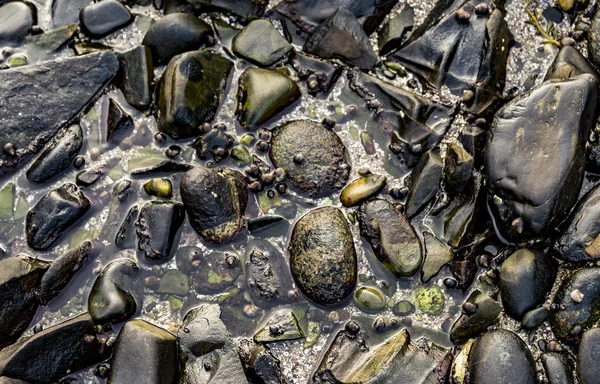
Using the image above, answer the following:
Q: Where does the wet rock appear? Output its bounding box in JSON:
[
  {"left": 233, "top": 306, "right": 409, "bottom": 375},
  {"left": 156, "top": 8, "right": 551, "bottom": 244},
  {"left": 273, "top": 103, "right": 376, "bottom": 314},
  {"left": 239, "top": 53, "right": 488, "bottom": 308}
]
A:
[
  {"left": 192, "top": 127, "right": 234, "bottom": 162},
  {"left": 546, "top": 46, "right": 599, "bottom": 82},
  {"left": 0, "top": 313, "right": 106, "bottom": 383},
  {"left": 353, "top": 286, "right": 387, "bottom": 313},
  {"left": 26, "top": 124, "right": 83, "bottom": 184},
  {"left": 314, "top": 328, "right": 451, "bottom": 383},
  {"left": 52, "top": 0, "right": 92, "bottom": 27},
  {"left": 158, "top": 51, "right": 233, "bottom": 139},
  {"left": 80, "top": 0, "right": 133, "bottom": 39},
  {"left": 577, "top": 329, "right": 600, "bottom": 384},
  {"left": 486, "top": 75, "right": 597, "bottom": 240},
  {"left": 246, "top": 241, "right": 293, "bottom": 307},
  {"left": 118, "top": 46, "right": 154, "bottom": 110},
  {"left": 521, "top": 307, "right": 550, "bottom": 331},
  {"left": 26, "top": 24, "right": 78, "bottom": 63},
  {"left": 247, "top": 215, "right": 285, "bottom": 234},
  {"left": 377, "top": 5, "right": 414, "bottom": 56},
  {"left": 0, "top": 2, "right": 35, "bottom": 46},
  {"left": 89, "top": 259, "right": 140, "bottom": 325},
  {"left": 182, "top": 249, "right": 242, "bottom": 294},
  {"left": 405, "top": 150, "right": 443, "bottom": 218},
  {"left": 39, "top": 240, "right": 98, "bottom": 304},
  {"left": 421, "top": 232, "right": 454, "bottom": 283},
  {"left": 542, "top": 353, "right": 574, "bottom": 384},
  {"left": 555, "top": 184, "right": 600, "bottom": 262},
  {"left": 357, "top": 199, "right": 422, "bottom": 277},
  {"left": 444, "top": 143, "right": 473, "bottom": 196},
  {"left": 116, "top": 205, "right": 138, "bottom": 249},
  {"left": 237, "top": 68, "right": 300, "bottom": 129},
  {"left": 499, "top": 249, "right": 557, "bottom": 320},
  {"left": 254, "top": 309, "right": 305, "bottom": 343},
  {"left": 178, "top": 303, "right": 247, "bottom": 384},
  {"left": 143, "top": 178, "right": 173, "bottom": 198},
  {"left": 274, "top": 0, "right": 397, "bottom": 36},
  {"left": 238, "top": 339, "right": 287, "bottom": 384},
  {"left": 136, "top": 201, "right": 186, "bottom": 260},
  {"left": 340, "top": 174, "right": 387, "bottom": 207},
  {"left": 467, "top": 330, "right": 536, "bottom": 384},
  {"left": 185, "top": 0, "right": 267, "bottom": 19},
  {"left": 142, "top": 13, "right": 213, "bottom": 65},
  {"left": 233, "top": 20, "right": 292, "bottom": 66},
  {"left": 289, "top": 206, "right": 357, "bottom": 306},
  {"left": 180, "top": 166, "right": 248, "bottom": 244},
  {"left": 391, "top": 0, "right": 513, "bottom": 116},
  {"left": 550, "top": 267, "right": 600, "bottom": 344},
  {"left": 106, "top": 99, "right": 134, "bottom": 141},
  {"left": 0, "top": 256, "right": 50, "bottom": 350},
  {"left": 290, "top": 51, "right": 343, "bottom": 95},
  {"left": 110, "top": 319, "right": 178, "bottom": 384},
  {"left": 26, "top": 183, "right": 91, "bottom": 251},
  {"left": 130, "top": 160, "right": 194, "bottom": 175},
  {"left": 157, "top": 270, "right": 190, "bottom": 296},
  {"left": 76, "top": 163, "right": 108, "bottom": 187},
  {"left": 304, "top": 7, "right": 377, "bottom": 70},
  {"left": 0, "top": 52, "right": 119, "bottom": 179},
  {"left": 269, "top": 120, "right": 350, "bottom": 198},
  {"left": 414, "top": 284, "right": 444, "bottom": 316},
  {"left": 449, "top": 289, "right": 502, "bottom": 344}
]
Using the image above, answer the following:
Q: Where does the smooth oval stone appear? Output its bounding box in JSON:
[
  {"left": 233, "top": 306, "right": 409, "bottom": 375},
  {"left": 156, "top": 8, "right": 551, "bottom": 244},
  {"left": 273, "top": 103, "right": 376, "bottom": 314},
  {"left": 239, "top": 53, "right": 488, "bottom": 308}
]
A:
[
  {"left": 143, "top": 178, "right": 173, "bottom": 199},
  {"left": 0, "top": 2, "right": 35, "bottom": 46},
  {"left": 289, "top": 206, "right": 357, "bottom": 306},
  {"left": 340, "top": 174, "right": 387, "bottom": 207},
  {"left": 88, "top": 259, "right": 140, "bottom": 325},
  {"left": 110, "top": 319, "right": 178, "bottom": 384},
  {"left": 158, "top": 51, "right": 233, "bottom": 139},
  {"left": 498, "top": 249, "right": 557, "bottom": 320},
  {"left": 180, "top": 166, "right": 248, "bottom": 244},
  {"left": 80, "top": 0, "right": 133, "bottom": 39},
  {"left": 232, "top": 19, "right": 292, "bottom": 66},
  {"left": 485, "top": 74, "right": 597, "bottom": 240},
  {"left": 551, "top": 267, "right": 600, "bottom": 344},
  {"left": 0, "top": 256, "right": 50, "bottom": 350},
  {"left": 542, "top": 353, "right": 574, "bottom": 384},
  {"left": 52, "top": 0, "right": 91, "bottom": 27},
  {"left": 450, "top": 289, "right": 502, "bottom": 344},
  {"left": 26, "top": 124, "right": 83, "bottom": 184},
  {"left": 577, "top": 328, "right": 600, "bottom": 384},
  {"left": 26, "top": 183, "right": 91, "bottom": 251},
  {"left": 414, "top": 284, "right": 444, "bottom": 315},
  {"left": 521, "top": 307, "right": 550, "bottom": 331},
  {"left": 357, "top": 199, "right": 423, "bottom": 277},
  {"left": 135, "top": 201, "right": 185, "bottom": 260},
  {"left": 270, "top": 120, "right": 350, "bottom": 197},
  {"left": 555, "top": 184, "right": 600, "bottom": 262},
  {"left": 353, "top": 286, "right": 386, "bottom": 313},
  {"left": 142, "top": 13, "right": 213, "bottom": 64},
  {"left": 237, "top": 68, "right": 300, "bottom": 129},
  {"left": 467, "top": 330, "right": 537, "bottom": 384}
]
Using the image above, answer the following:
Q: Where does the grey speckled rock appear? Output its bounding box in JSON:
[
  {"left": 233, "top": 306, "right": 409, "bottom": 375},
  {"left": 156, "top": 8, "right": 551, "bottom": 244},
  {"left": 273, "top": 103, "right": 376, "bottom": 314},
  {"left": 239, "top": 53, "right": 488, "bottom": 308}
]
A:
[
  {"left": 233, "top": 19, "right": 292, "bottom": 66},
  {"left": 0, "top": 2, "right": 35, "bottom": 46},
  {"left": 289, "top": 206, "right": 357, "bottom": 306},
  {"left": 0, "top": 52, "right": 119, "bottom": 179}
]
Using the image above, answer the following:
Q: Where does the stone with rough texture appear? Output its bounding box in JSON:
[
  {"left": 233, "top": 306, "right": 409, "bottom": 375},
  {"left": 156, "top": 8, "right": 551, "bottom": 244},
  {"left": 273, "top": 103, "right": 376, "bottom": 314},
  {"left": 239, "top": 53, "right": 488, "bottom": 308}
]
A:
[
  {"left": 135, "top": 201, "right": 185, "bottom": 260},
  {"left": 0, "top": 52, "right": 119, "bottom": 179},
  {"left": 450, "top": 290, "right": 502, "bottom": 344}
]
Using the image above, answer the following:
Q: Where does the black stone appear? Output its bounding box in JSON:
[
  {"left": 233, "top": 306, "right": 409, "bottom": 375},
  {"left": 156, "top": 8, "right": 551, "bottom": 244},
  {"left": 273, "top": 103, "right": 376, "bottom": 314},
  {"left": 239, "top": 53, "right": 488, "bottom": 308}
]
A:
[
  {"left": 88, "top": 259, "right": 141, "bottom": 325},
  {"left": 106, "top": 99, "right": 134, "bottom": 141},
  {"left": 0, "top": 313, "right": 106, "bottom": 383},
  {"left": 289, "top": 206, "right": 357, "bottom": 306},
  {"left": 405, "top": 150, "right": 443, "bottom": 218},
  {"left": 232, "top": 19, "right": 292, "bottom": 66},
  {"left": 0, "top": 2, "right": 36, "bottom": 47},
  {"left": 499, "top": 249, "right": 557, "bottom": 320},
  {"left": 444, "top": 143, "right": 473, "bottom": 196},
  {"left": 290, "top": 51, "right": 343, "bottom": 96},
  {"left": 486, "top": 75, "right": 597, "bottom": 240},
  {"left": 80, "top": 0, "right": 133, "bottom": 39},
  {"left": 191, "top": 127, "right": 234, "bottom": 162},
  {"left": 269, "top": 120, "right": 350, "bottom": 198},
  {"left": 52, "top": 0, "right": 92, "bottom": 28},
  {"left": 118, "top": 46, "right": 154, "bottom": 110},
  {"left": 542, "top": 353, "right": 574, "bottom": 384},
  {"left": 185, "top": 0, "right": 267, "bottom": 19},
  {"left": 304, "top": 7, "right": 377, "bottom": 70},
  {"left": 142, "top": 13, "right": 213, "bottom": 65},
  {"left": 129, "top": 160, "right": 194, "bottom": 175},
  {"left": 577, "top": 329, "right": 600, "bottom": 384},
  {"left": 110, "top": 319, "right": 178, "bottom": 384},
  {"left": 180, "top": 166, "right": 248, "bottom": 244},
  {"left": 0, "top": 256, "right": 50, "bottom": 350},
  {"left": 0, "top": 52, "right": 119, "bottom": 179},
  {"left": 246, "top": 240, "right": 294, "bottom": 307},
  {"left": 135, "top": 201, "right": 185, "bottom": 260},
  {"left": 238, "top": 339, "right": 287, "bottom": 384},
  {"left": 76, "top": 163, "right": 108, "bottom": 187},
  {"left": 26, "top": 183, "right": 91, "bottom": 251},
  {"left": 546, "top": 46, "right": 600, "bottom": 83},
  {"left": 521, "top": 307, "right": 550, "bottom": 331},
  {"left": 378, "top": 5, "right": 414, "bottom": 56},
  {"left": 115, "top": 205, "right": 138, "bottom": 249},
  {"left": 184, "top": 249, "right": 241, "bottom": 294},
  {"left": 450, "top": 289, "right": 502, "bottom": 344},
  {"left": 26, "top": 124, "right": 83, "bottom": 184}
]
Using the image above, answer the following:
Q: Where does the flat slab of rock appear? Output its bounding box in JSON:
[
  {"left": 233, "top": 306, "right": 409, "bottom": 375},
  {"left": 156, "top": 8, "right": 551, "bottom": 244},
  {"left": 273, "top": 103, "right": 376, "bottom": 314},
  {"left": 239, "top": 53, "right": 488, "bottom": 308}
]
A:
[{"left": 0, "top": 52, "right": 119, "bottom": 179}]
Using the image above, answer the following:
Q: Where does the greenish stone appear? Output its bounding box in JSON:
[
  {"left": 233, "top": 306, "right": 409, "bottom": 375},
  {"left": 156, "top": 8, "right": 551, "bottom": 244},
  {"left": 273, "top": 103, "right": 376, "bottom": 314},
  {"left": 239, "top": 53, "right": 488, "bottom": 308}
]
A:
[
  {"left": 232, "top": 19, "right": 292, "bottom": 66},
  {"left": 393, "top": 300, "right": 415, "bottom": 316},
  {"left": 254, "top": 309, "right": 305, "bottom": 343},
  {"left": 230, "top": 145, "right": 252, "bottom": 164},
  {"left": 414, "top": 285, "right": 444, "bottom": 316},
  {"left": 168, "top": 295, "right": 183, "bottom": 312},
  {"left": 421, "top": 232, "right": 454, "bottom": 283},
  {"left": 6, "top": 54, "right": 27, "bottom": 68},
  {"left": 143, "top": 178, "right": 173, "bottom": 198},
  {"left": 0, "top": 183, "right": 14, "bottom": 219},
  {"left": 304, "top": 321, "right": 320, "bottom": 348},
  {"left": 14, "top": 194, "right": 28, "bottom": 220},
  {"left": 237, "top": 68, "right": 300, "bottom": 129},
  {"left": 26, "top": 24, "right": 78, "bottom": 63},
  {"left": 73, "top": 42, "right": 112, "bottom": 56},
  {"left": 240, "top": 133, "right": 255, "bottom": 146},
  {"left": 353, "top": 285, "right": 386, "bottom": 313},
  {"left": 340, "top": 174, "right": 387, "bottom": 207},
  {"left": 157, "top": 270, "right": 190, "bottom": 296},
  {"left": 384, "top": 61, "right": 407, "bottom": 77}
]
